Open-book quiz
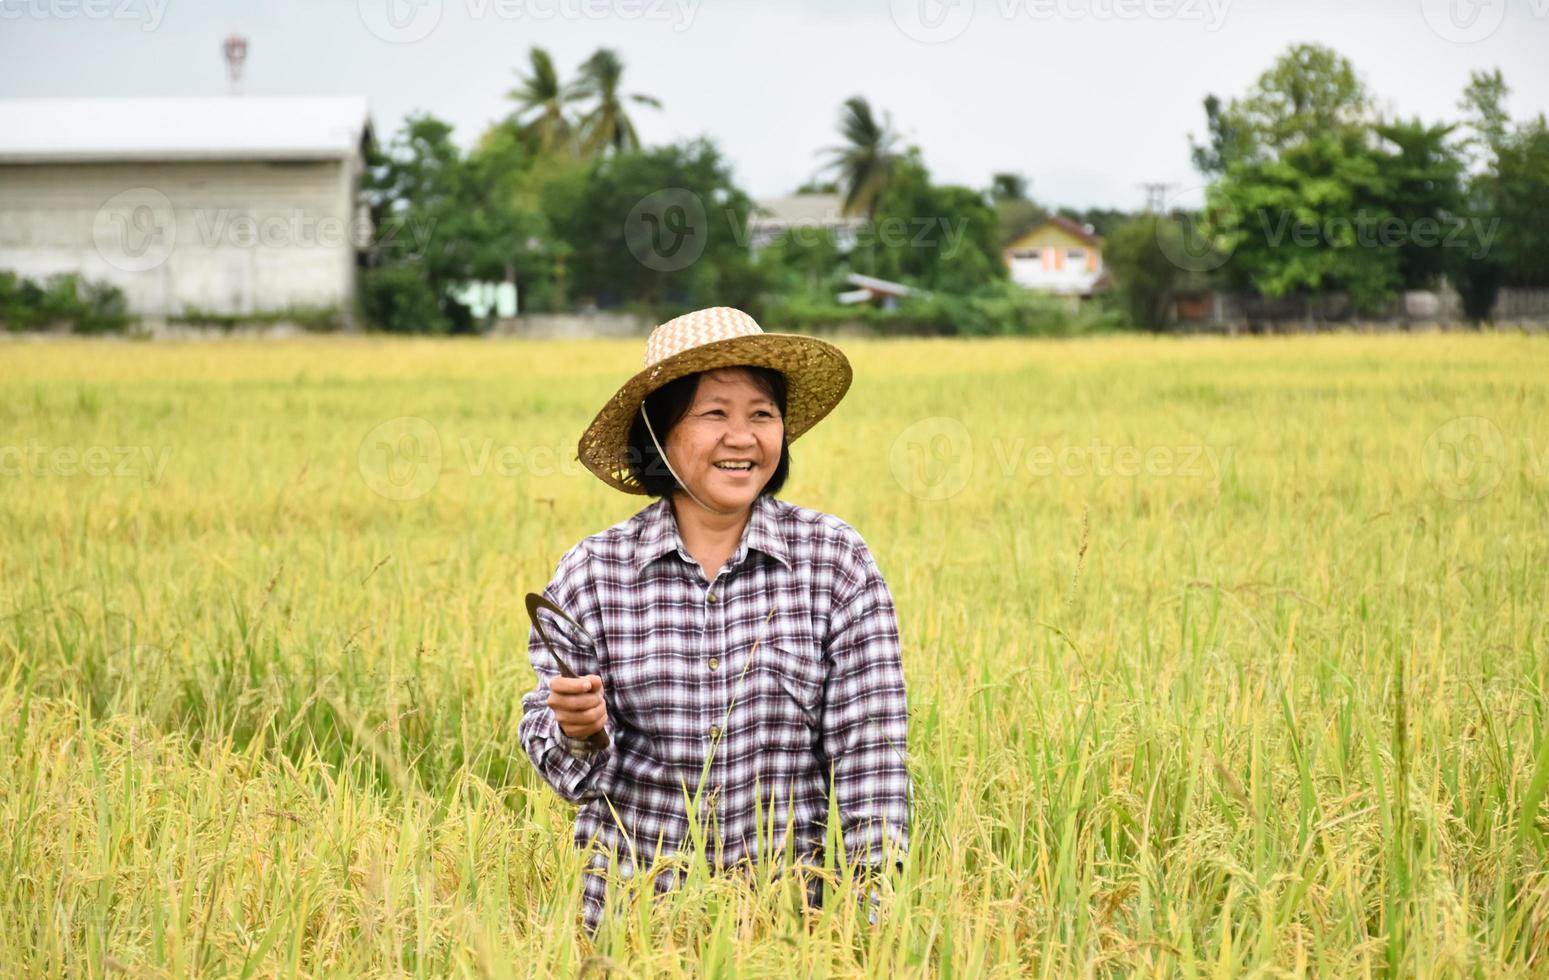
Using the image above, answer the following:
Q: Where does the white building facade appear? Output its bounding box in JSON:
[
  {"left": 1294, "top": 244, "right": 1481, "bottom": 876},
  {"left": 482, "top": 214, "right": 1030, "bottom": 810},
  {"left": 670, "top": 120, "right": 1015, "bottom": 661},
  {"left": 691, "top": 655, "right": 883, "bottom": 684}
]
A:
[{"left": 0, "top": 96, "right": 374, "bottom": 326}]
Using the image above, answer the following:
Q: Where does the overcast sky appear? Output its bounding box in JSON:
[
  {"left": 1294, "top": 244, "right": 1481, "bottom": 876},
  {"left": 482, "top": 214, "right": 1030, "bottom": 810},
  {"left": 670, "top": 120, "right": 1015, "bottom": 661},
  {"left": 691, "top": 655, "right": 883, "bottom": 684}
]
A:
[{"left": 2, "top": 0, "right": 1547, "bottom": 210}]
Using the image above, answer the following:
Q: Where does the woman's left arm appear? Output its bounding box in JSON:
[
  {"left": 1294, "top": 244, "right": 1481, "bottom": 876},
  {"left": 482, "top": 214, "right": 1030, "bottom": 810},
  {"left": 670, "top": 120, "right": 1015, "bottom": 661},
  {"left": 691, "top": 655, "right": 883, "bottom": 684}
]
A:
[{"left": 820, "top": 537, "right": 912, "bottom": 881}]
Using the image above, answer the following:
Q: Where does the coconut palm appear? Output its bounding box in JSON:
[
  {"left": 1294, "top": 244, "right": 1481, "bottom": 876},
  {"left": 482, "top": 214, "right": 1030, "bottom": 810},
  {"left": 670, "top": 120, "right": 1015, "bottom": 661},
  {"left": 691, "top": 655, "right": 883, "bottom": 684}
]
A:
[
  {"left": 820, "top": 96, "right": 903, "bottom": 219},
  {"left": 572, "top": 48, "right": 662, "bottom": 157},
  {"left": 505, "top": 47, "right": 578, "bottom": 156}
]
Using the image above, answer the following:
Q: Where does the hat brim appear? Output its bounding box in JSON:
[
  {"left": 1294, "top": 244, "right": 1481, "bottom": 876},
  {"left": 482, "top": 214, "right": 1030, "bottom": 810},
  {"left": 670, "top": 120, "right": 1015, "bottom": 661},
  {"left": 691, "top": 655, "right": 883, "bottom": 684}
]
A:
[{"left": 577, "top": 332, "right": 853, "bottom": 494}]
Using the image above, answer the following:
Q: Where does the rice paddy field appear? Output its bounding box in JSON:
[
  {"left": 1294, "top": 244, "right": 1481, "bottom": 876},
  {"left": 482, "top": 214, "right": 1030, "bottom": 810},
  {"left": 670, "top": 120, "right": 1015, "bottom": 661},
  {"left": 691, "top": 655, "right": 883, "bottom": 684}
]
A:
[{"left": 2, "top": 331, "right": 1547, "bottom": 977}]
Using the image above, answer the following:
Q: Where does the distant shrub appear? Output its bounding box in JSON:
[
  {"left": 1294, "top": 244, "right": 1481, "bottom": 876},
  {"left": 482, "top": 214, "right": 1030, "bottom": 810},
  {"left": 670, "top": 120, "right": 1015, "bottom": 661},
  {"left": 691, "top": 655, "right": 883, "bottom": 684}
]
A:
[
  {"left": 361, "top": 264, "right": 450, "bottom": 334},
  {"left": 764, "top": 279, "right": 1123, "bottom": 338},
  {"left": 0, "top": 270, "right": 131, "bottom": 334},
  {"left": 171, "top": 305, "right": 343, "bottom": 332}
]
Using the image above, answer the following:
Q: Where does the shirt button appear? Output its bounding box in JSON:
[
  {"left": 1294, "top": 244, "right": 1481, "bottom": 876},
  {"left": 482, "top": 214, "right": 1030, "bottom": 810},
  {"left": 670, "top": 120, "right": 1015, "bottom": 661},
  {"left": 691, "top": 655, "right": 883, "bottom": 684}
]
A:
[
  {"left": 709, "top": 724, "right": 722, "bottom": 738},
  {"left": 708, "top": 657, "right": 720, "bottom": 671},
  {"left": 706, "top": 591, "right": 717, "bottom": 603}
]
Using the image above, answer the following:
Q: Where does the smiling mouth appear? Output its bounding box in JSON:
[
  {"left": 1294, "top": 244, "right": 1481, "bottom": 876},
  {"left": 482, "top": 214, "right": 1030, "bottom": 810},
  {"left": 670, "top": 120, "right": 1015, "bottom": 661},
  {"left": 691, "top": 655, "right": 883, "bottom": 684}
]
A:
[{"left": 712, "top": 461, "right": 756, "bottom": 471}]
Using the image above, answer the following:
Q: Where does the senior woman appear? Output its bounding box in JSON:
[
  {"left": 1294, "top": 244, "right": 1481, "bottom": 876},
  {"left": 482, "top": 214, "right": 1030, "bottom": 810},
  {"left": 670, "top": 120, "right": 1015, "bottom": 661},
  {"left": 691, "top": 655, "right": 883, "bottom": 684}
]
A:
[{"left": 518, "top": 306, "right": 911, "bottom": 937}]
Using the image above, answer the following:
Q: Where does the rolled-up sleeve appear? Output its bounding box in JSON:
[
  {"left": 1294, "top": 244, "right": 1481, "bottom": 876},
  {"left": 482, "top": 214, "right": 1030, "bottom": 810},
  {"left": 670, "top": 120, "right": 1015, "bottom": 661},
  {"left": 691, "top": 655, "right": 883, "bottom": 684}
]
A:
[
  {"left": 821, "top": 536, "right": 912, "bottom": 874},
  {"left": 518, "top": 543, "right": 620, "bottom": 804}
]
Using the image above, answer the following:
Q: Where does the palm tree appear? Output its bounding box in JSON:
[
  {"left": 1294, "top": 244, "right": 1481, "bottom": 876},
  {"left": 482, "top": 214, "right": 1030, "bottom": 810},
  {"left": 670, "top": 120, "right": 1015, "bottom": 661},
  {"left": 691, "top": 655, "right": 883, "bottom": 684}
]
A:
[
  {"left": 505, "top": 47, "right": 577, "bottom": 156},
  {"left": 820, "top": 96, "right": 902, "bottom": 219},
  {"left": 572, "top": 48, "right": 662, "bottom": 157}
]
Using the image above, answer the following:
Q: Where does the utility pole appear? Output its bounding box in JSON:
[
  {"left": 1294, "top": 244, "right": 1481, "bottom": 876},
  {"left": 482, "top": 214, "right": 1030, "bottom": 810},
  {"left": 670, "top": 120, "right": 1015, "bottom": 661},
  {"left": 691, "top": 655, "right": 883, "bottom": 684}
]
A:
[{"left": 1138, "top": 182, "right": 1173, "bottom": 213}]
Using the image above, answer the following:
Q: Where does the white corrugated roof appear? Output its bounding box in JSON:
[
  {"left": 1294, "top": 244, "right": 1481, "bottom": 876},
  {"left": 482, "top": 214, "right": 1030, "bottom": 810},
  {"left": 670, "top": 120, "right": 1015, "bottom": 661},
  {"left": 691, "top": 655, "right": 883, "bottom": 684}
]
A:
[
  {"left": 847, "top": 272, "right": 920, "bottom": 295},
  {"left": 752, "top": 193, "right": 865, "bottom": 227},
  {"left": 0, "top": 96, "right": 374, "bottom": 163}
]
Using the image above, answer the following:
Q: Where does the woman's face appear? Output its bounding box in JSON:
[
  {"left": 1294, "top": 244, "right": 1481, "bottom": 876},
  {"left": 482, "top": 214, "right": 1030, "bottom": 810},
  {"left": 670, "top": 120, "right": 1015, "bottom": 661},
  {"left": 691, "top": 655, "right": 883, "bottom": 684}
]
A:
[{"left": 664, "top": 367, "right": 784, "bottom": 513}]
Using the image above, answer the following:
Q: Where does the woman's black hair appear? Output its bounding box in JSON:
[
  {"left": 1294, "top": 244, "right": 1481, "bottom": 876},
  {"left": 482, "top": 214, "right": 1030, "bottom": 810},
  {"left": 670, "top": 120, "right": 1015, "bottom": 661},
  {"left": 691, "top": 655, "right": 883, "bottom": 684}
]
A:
[{"left": 626, "top": 365, "right": 790, "bottom": 499}]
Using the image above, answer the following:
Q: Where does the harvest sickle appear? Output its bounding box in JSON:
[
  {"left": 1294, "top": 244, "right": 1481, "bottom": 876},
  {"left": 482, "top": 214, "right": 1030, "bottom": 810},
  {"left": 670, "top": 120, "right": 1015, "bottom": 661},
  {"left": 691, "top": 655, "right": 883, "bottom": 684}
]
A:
[{"left": 525, "top": 591, "right": 610, "bottom": 752}]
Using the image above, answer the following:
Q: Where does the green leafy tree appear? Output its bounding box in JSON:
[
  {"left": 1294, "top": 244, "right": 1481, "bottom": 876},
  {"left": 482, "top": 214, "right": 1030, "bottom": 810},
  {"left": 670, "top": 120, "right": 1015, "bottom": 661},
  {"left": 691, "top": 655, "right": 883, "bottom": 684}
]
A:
[
  {"left": 1373, "top": 118, "right": 1466, "bottom": 290},
  {"left": 848, "top": 151, "right": 1004, "bottom": 294},
  {"left": 1191, "top": 94, "right": 1255, "bottom": 177},
  {"left": 1490, "top": 122, "right": 1549, "bottom": 287},
  {"left": 1192, "top": 44, "right": 1469, "bottom": 315},
  {"left": 1104, "top": 214, "right": 1183, "bottom": 331},
  {"left": 1458, "top": 69, "right": 1511, "bottom": 169},
  {"left": 540, "top": 138, "right": 767, "bottom": 314},
  {"left": 994, "top": 200, "right": 1044, "bottom": 248},
  {"left": 462, "top": 121, "right": 553, "bottom": 309},
  {"left": 362, "top": 112, "right": 544, "bottom": 331},
  {"left": 988, "top": 173, "right": 1043, "bottom": 248},
  {"left": 755, "top": 227, "right": 843, "bottom": 301},
  {"left": 1208, "top": 132, "right": 1400, "bottom": 312},
  {"left": 989, "top": 173, "right": 1029, "bottom": 202},
  {"left": 1192, "top": 43, "right": 1373, "bottom": 173},
  {"left": 1453, "top": 69, "right": 1549, "bottom": 321}
]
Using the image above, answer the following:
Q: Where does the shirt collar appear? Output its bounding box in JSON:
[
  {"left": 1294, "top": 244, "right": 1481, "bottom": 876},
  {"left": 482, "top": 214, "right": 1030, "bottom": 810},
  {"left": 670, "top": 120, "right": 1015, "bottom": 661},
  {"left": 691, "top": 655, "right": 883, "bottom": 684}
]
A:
[{"left": 633, "top": 493, "right": 792, "bottom": 574}]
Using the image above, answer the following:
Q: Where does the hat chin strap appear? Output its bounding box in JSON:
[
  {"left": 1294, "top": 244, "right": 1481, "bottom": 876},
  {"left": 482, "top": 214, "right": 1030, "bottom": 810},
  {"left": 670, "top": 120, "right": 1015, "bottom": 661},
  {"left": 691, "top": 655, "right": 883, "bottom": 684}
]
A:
[{"left": 639, "top": 405, "right": 742, "bottom": 517}]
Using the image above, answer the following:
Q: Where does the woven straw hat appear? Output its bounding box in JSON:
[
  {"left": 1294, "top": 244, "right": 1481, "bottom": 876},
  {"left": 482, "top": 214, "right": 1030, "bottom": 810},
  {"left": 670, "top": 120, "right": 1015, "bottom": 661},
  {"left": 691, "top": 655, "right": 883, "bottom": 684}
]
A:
[{"left": 577, "top": 307, "right": 852, "bottom": 494}]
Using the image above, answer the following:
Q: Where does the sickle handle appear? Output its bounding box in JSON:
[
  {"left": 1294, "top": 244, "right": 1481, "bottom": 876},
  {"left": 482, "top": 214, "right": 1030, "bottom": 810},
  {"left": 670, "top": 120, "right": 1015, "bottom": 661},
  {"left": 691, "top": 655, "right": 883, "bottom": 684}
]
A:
[{"left": 525, "top": 592, "right": 610, "bottom": 751}]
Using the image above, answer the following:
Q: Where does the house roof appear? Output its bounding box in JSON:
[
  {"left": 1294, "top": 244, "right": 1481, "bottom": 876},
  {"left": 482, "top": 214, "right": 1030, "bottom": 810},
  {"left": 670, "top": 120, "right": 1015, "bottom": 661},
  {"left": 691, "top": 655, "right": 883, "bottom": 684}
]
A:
[
  {"left": 845, "top": 272, "right": 919, "bottom": 296},
  {"left": 751, "top": 193, "right": 866, "bottom": 227},
  {"left": 1007, "top": 214, "right": 1103, "bottom": 248},
  {"left": 0, "top": 96, "right": 374, "bottom": 163}
]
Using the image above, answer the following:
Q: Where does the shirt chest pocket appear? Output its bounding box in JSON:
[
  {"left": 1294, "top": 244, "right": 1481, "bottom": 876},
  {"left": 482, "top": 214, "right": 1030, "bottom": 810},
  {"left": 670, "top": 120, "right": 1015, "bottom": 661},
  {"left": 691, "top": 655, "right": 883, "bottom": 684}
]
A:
[{"left": 753, "top": 630, "right": 825, "bottom": 745}]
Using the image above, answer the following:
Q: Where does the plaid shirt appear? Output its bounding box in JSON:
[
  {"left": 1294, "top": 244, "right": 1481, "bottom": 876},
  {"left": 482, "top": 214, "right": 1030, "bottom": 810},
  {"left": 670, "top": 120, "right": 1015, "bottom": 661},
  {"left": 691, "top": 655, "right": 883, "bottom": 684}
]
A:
[{"left": 519, "top": 492, "right": 911, "bottom": 934}]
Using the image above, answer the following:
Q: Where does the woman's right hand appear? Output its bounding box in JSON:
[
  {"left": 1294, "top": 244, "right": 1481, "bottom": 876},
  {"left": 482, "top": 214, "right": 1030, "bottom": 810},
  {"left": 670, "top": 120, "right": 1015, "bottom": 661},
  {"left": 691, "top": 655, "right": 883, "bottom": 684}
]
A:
[{"left": 548, "top": 674, "right": 608, "bottom": 739}]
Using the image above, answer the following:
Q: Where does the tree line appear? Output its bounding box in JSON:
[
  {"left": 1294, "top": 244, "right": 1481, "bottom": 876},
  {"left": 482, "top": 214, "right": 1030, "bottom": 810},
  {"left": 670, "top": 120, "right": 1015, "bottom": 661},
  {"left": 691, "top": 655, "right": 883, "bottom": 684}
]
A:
[
  {"left": 359, "top": 47, "right": 1111, "bottom": 335},
  {"left": 360, "top": 42, "right": 1548, "bottom": 334},
  {"left": 1106, "top": 44, "right": 1548, "bottom": 330}
]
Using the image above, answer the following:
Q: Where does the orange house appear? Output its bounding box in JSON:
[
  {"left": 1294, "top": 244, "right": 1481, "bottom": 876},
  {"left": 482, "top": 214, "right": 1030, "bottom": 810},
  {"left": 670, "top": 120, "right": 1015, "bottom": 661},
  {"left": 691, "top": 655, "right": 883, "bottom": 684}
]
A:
[{"left": 1003, "top": 216, "right": 1109, "bottom": 299}]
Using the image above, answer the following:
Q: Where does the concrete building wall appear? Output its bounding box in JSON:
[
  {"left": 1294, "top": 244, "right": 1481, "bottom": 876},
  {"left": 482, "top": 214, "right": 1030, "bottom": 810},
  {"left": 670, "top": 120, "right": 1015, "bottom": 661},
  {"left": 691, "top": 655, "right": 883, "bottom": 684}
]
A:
[{"left": 0, "top": 158, "right": 362, "bottom": 323}]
